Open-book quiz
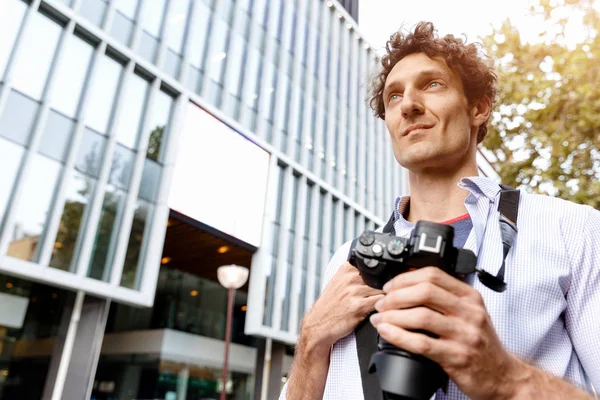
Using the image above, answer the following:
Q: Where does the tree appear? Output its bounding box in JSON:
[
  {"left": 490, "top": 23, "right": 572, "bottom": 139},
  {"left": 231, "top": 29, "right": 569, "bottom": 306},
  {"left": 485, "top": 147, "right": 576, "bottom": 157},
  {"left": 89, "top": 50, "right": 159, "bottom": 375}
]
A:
[{"left": 482, "top": 0, "right": 600, "bottom": 209}]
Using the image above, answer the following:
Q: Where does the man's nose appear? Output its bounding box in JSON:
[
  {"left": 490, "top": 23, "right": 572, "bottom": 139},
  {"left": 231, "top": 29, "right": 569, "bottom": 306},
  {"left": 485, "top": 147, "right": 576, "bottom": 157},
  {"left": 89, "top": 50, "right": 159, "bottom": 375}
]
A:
[{"left": 401, "top": 89, "right": 425, "bottom": 118}]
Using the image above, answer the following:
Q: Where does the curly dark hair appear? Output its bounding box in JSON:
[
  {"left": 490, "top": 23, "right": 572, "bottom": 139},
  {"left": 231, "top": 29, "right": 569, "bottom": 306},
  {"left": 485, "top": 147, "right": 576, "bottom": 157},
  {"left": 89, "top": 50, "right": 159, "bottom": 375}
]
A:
[{"left": 369, "top": 22, "right": 497, "bottom": 143}]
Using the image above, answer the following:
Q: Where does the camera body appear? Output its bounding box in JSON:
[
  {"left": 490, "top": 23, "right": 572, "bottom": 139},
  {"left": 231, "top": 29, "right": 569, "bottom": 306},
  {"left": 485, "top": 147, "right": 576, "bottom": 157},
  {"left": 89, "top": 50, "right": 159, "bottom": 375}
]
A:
[{"left": 349, "top": 220, "right": 478, "bottom": 400}]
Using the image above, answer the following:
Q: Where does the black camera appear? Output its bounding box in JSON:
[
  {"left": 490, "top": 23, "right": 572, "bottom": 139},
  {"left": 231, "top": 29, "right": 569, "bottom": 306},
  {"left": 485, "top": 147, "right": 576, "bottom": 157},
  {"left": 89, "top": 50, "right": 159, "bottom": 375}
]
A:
[{"left": 348, "top": 221, "right": 481, "bottom": 400}]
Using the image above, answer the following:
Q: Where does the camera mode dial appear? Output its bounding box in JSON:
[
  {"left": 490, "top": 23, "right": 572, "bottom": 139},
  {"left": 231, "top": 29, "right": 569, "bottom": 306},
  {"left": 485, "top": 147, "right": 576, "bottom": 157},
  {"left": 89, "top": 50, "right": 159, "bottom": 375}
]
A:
[{"left": 387, "top": 238, "right": 405, "bottom": 257}]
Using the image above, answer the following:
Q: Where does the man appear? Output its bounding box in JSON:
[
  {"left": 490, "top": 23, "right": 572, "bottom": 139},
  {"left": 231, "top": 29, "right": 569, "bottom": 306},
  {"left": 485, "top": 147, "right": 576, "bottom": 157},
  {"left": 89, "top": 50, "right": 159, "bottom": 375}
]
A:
[{"left": 280, "top": 22, "right": 600, "bottom": 399}]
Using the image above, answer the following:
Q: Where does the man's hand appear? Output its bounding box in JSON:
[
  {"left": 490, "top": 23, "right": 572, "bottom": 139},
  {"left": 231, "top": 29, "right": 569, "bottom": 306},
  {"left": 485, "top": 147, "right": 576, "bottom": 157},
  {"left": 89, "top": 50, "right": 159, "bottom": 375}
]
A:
[
  {"left": 284, "top": 262, "right": 383, "bottom": 400},
  {"left": 369, "top": 267, "right": 594, "bottom": 400},
  {"left": 369, "top": 267, "right": 519, "bottom": 400},
  {"left": 302, "top": 261, "right": 384, "bottom": 351}
]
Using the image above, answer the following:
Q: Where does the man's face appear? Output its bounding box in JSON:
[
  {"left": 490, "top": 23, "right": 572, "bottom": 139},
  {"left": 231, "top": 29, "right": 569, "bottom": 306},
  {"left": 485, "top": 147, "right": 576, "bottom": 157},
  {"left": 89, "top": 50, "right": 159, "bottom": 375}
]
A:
[{"left": 383, "top": 52, "right": 482, "bottom": 172}]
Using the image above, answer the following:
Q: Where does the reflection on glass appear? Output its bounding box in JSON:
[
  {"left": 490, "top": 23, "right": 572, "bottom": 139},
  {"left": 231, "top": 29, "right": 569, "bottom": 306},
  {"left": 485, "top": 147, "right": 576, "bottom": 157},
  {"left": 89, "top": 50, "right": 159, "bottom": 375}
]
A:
[
  {"left": 0, "top": 89, "right": 39, "bottom": 146},
  {"left": 145, "top": 91, "right": 173, "bottom": 161},
  {"left": 51, "top": 35, "right": 94, "bottom": 118},
  {"left": 187, "top": 1, "right": 211, "bottom": 69},
  {"left": 139, "top": 0, "right": 166, "bottom": 37},
  {"left": 0, "top": 138, "right": 25, "bottom": 226},
  {"left": 226, "top": 36, "right": 246, "bottom": 97},
  {"left": 87, "top": 185, "right": 126, "bottom": 280},
  {"left": 110, "top": 11, "right": 135, "bottom": 46},
  {"left": 79, "top": 0, "right": 107, "bottom": 27},
  {"left": 164, "top": 49, "right": 182, "bottom": 78},
  {"left": 49, "top": 171, "right": 95, "bottom": 271},
  {"left": 75, "top": 128, "right": 106, "bottom": 178},
  {"left": 6, "top": 154, "right": 62, "bottom": 262},
  {"left": 207, "top": 19, "right": 229, "bottom": 85},
  {"left": 107, "top": 267, "right": 255, "bottom": 347},
  {"left": 165, "top": 0, "right": 190, "bottom": 54},
  {"left": 120, "top": 200, "right": 151, "bottom": 289},
  {"left": 0, "top": 0, "right": 27, "bottom": 80},
  {"left": 85, "top": 55, "right": 123, "bottom": 134},
  {"left": 39, "top": 110, "right": 74, "bottom": 163},
  {"left": 10, "top": 11, "right": 61, "bottom": 100},
  {"left": 244, "top": 47, "right": 261, "bottom": 108},
  {"left": 109, "top": 144, "right": 135, "bottom": 190},
  {"left": 114, "top": 74, "right": 149, "bottom": 149},
  {"left": 138, "top": 31, "right": 158, "bottom": 62},
  {"left": 113, "top": 0, "right": 138, "bottom": 18},
  {"left": 139, "top": 159, "right": 161, "bottom": 202}
]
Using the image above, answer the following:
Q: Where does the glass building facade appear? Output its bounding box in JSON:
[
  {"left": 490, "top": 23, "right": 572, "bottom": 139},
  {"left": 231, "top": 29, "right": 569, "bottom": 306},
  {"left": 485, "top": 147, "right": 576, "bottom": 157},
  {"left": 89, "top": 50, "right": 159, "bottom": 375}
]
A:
[{"left": 0, "top": 0, "right": 423, "bottom": 398}]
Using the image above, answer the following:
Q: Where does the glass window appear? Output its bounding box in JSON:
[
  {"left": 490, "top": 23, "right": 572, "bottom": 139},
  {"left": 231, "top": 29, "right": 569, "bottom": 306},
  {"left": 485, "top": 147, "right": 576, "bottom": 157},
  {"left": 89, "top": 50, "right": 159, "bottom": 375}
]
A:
[
  {"left": 39, "top": 110, "right": 75, "bottom": 163},
  {"left": 138, "top": 31, "right": 159, "bottom": 63},
  {"left": 75, "top": 128, "right": 107, "bottom": 178},
  {"left": 6, "top": 154, "right": 62, "bottom": 262},
  {"left": 166, "top": 0, "right": 190, "bottom": 54},
  {"left": 109, "top": 144, "right": 135, "bottom": 190},
  {"left": 0, "top": 0, "right": 27, "bottom": 81},
  {"left": 187, "top": 2, "right": 211, "bottom": 69},
  {"left": 87, "top": 185, "right": 126, "bottom": 281},
  {"left": 110, "top": 10, "right": 135, "bottom": 46},
  {"left": 51, "top": 35, "right": 94, "bottom": 118},
  {"left": 79, "top": 0, "right": 108, "bottom": 27},
  {"left": 0, "top": 89, "right": 39, "bottom": 147},
  {"left": 0, "top": 138, "right": 25, "bottom": 227},
  {"left": 120, "top": 200, "right": 152, "bottom": 289},
  {"left": 139, "top": 0, "right": 166, "bottom": 37},
  {"left": 113, "top": 0, "right": 138, "bottom": 18},
  {"left": 207, "top": 19, "right": 229, "bottom": 85},
  {"left": 49, "top": 170, "right": 96, "bottom": 271},
  {"left": 138, "top": 0, "right": 167, "bottom": 62},
  {"left": 145, "top": 91, "right": 173, "bottom": 162},
  {"left": 85, "top": 55, "right": 123, "bottom": 134},
  {"left": 254, "top": 0, "right": 268, "bottom": 28},
  {"left": 244, "top": 47, "right": 262, "bottom": 109},
  {"left": 114, "top": 74, "right": 150, "bottom": 149},
  {"left": 260, "top": 62, "right": 276, "bottom": 121},
  {"left": 138, "top": 159, "right": 160, "bottom": 202},
  {"left": 10, "top": 11, "right": 62, "bottom": 101},
  {"left": 226, "top": 35, "right": 247, "bottom": 97},
  {"left": 164, "top": 49, "right": 182, "bottom": 79}
]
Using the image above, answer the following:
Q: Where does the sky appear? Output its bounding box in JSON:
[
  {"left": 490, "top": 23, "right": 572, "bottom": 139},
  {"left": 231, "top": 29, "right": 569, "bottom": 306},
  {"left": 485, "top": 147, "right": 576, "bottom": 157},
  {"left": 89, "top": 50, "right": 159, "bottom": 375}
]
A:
[
  {"left": 358, "top": 0, "right": 530, "bottom": 52},
  {"left": 357, "top": 0, "right": 593, "bottom": 53}
]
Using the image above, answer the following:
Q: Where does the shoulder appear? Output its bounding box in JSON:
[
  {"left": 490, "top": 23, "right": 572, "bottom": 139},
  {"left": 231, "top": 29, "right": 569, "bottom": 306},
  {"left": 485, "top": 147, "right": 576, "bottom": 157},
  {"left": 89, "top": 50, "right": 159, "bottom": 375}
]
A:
[
  {"left": 517, "top": 191, "right": 595, "bottom": 227},
  {"left": 517, "top": 191, "right": 599, "bottom": 254}
]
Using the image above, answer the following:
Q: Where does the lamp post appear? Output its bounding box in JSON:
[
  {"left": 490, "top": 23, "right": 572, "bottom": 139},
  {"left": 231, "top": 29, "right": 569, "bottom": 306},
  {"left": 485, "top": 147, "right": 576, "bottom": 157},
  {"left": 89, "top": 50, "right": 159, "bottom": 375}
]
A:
[{"left": 217, "top": 264, "right": 249, "bottom": 400}]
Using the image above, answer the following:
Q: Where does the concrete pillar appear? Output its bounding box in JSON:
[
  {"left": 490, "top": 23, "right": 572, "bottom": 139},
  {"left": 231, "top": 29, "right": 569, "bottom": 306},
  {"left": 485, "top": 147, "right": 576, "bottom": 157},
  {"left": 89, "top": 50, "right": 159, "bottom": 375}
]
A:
[
  {"left": 253, "top": 338, "right": 267, "bottom": 400},
  {"left": 267, "top": 342, "right": 285, "bottom": 400},
  {"left": 41, "top": 294, "right": 111, "bottom": 400},
  {"left": 177, "top": 366, "right": 189, "bottom": 400}
]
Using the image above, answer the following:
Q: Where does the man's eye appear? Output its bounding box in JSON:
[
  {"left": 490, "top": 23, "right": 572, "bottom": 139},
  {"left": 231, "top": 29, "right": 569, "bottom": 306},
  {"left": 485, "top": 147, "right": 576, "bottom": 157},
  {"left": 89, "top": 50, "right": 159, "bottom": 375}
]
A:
[
  {"left": 428, "top": 81, "right": 441, "bottom": 89},
  {"left": 389, "top": 94, "right": 401, "bottom": 102}
]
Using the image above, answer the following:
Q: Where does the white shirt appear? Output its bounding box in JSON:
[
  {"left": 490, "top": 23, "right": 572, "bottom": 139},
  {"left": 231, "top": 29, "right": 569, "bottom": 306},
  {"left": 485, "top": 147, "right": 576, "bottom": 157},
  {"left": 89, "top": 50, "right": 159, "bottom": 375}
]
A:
[{"left": 280, "top": 176, "right": 600, "bottom": 399}]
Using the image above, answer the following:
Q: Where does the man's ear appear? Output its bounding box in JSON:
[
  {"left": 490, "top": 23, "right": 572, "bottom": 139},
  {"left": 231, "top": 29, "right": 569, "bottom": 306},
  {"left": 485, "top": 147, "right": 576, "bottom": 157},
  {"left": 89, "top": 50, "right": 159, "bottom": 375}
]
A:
[{"left": 471, "top": 96, "right": 491, "bottom": 129}]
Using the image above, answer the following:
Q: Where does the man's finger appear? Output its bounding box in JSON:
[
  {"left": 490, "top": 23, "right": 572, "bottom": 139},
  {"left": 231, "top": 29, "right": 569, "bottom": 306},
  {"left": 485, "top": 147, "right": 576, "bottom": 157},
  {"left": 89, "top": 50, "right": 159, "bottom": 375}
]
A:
[
  {"left": 383, "top": 266, "right": 474, "bottom": 297},
  {"left": 377, "top": 281, "right": 460, "bottom": 315},
  {"left": 370, "top": 307, "right": 459, "bottom": 339},
  {"left": 375, "top": 323, "right": 458, "bottom": 364}
]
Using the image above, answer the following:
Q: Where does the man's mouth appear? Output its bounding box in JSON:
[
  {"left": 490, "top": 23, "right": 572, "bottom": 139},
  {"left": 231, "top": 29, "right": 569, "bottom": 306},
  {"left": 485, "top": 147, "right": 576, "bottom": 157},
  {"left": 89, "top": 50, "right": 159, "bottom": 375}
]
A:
[{"left": 403, "top": 123, "right": 434, "bottom": 136}]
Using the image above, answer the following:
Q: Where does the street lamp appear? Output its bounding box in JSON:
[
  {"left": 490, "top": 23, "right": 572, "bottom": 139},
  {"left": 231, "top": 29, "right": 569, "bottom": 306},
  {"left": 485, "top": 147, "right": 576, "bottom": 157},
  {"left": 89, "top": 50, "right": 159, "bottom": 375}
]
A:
[{"left": 217, "top": 264, "right": 249, "bottom": 400}]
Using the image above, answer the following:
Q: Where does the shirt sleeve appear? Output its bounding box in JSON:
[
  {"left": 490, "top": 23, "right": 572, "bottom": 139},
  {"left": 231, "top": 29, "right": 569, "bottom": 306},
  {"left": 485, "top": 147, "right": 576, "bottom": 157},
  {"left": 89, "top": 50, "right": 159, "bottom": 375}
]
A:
[
  {"left": 278, "top": 241, "right": 354, "bottom": 400},
  {"left": 564, "top": 206, "right": 600, "bottom": 390}
]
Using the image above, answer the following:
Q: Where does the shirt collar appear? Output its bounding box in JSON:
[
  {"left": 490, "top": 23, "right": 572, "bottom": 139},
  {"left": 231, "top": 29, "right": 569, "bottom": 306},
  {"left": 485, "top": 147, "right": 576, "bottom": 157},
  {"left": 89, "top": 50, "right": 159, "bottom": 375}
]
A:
[{"left": 392, "top": 175, "right": 501, "bottom": 227}]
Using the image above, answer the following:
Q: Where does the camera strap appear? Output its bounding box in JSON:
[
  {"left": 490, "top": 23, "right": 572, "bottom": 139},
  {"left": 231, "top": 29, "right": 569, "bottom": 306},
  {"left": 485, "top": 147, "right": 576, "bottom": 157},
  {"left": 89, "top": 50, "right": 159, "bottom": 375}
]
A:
[{"left": 350, "top": 185, "right": 519, "bottom": 400}]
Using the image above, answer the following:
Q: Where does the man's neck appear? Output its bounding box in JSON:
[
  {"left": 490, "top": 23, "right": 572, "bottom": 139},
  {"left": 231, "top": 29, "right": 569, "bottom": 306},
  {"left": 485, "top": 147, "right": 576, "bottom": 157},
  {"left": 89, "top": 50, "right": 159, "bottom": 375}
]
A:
[{"left": 405, "top": 165, "right": 479, "bottom": 224}]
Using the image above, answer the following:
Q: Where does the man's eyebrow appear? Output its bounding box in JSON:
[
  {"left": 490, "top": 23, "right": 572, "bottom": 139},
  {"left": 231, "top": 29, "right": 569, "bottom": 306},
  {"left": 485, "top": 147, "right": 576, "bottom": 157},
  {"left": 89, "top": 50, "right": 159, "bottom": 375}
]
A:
[{"left": 383, "top": 68, "right": 450, "bottom": 97}]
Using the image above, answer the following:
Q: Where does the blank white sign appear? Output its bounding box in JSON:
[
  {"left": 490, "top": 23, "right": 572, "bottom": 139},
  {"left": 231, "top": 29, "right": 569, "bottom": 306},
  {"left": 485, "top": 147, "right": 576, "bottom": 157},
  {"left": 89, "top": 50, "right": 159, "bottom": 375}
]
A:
[{"left": 168, "top": 103, "right": 271, "bottom": 247}]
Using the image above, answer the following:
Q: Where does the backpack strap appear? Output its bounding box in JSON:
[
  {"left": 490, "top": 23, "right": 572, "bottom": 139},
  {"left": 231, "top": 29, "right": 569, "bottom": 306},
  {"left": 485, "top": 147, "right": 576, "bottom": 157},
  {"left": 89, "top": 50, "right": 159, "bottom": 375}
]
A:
[
  {"left": 350, "top": 211, "right": 395, "bottom": 400},
  {"left": 497, "top": 185, "right": 520, "bottom": 283}
]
